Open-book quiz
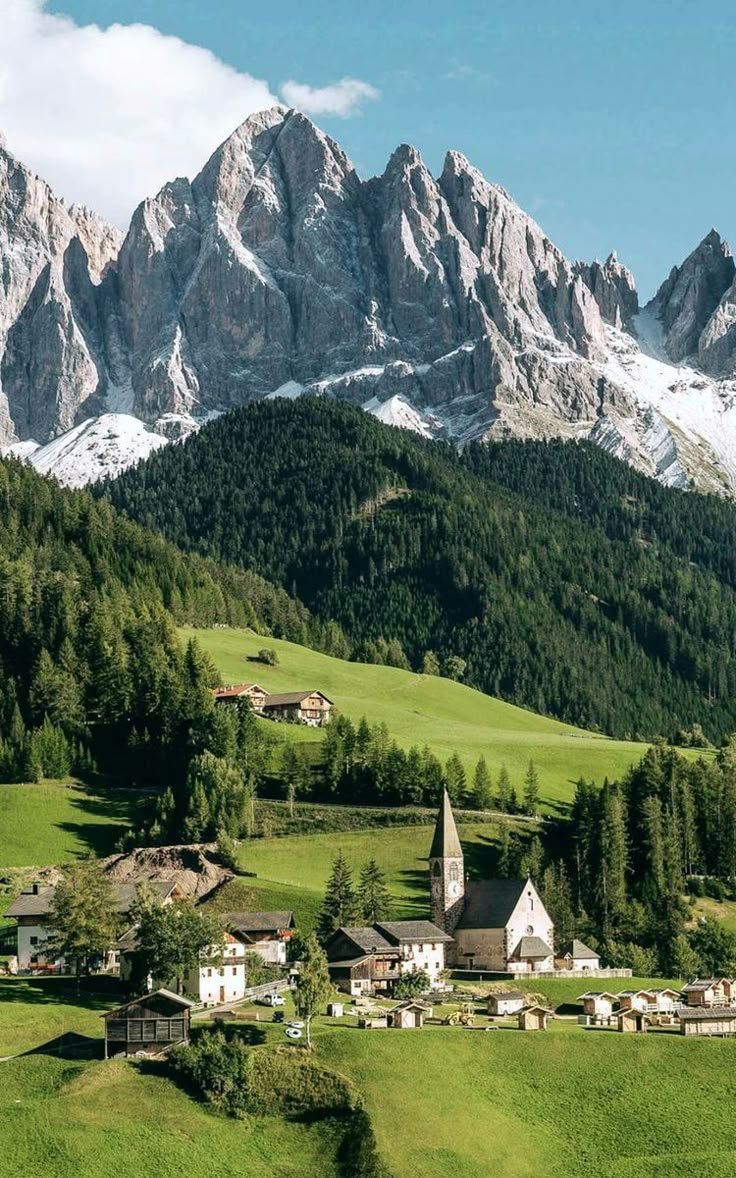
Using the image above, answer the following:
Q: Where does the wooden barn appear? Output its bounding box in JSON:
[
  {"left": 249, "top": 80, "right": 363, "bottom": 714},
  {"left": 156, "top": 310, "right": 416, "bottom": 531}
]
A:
[
  {"left": 518, "top": 1004, "right": 553, "bottom": 1031},
  {"left": 616, "top": 1008, "right": 648, "bottom": 1033},
  {"left": 680, "top": 1008, "right": 736, "bottom": 1037},
  {"left": 103, "top": 989, "right": 194, "bottom": 1058},
  {"left": 487, "top": 991, "right": 525, "bottom": 1016},
  {"left": 212, "top": 683, "right": 267, "bottom": 711},
  {"left": 578, "top": 991, "right": 617, "bottom": 1018},
  {"left": 388, "top": 1000, "right": 432, "bottom": 1028}
]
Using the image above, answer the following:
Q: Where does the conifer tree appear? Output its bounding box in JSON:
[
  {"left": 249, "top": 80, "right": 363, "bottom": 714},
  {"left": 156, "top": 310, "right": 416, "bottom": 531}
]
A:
[
  {"left": 523, "top": 760, "right": 541, "bottom": 816},
  {"left": 317, "top": 852, "right": 357, "bottom": 943},
  {"left": 445, "top": 752, "right": 466, "bottom": 804},
  {"left": 473, "top": 756, "right": 493, "bottom": 810},
  {"left": 496, "top": 764, "right": 512, "bottom": 813},
  {"left": 356, "top": 859, "right": 391, "bottom": 924}
]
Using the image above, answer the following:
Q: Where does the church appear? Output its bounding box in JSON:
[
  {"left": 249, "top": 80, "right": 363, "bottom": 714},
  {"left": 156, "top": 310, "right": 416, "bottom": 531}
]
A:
[{"left": 429, "top": 788, "right": 555, "bottom": 973}]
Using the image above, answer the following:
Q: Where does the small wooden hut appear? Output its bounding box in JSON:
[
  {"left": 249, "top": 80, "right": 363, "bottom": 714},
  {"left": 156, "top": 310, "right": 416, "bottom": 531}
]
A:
[
  {"left": 518, "top": 1004, "right": 553, "bottom": 1031},
  {"left": 680, "top": 1008, "right": 736, "bottom": 1037},
  {"left": 616, "top": 1008, "right": 648, "bottom": 1033},
  {"left": 487, "top": 991, "right": 525, "bottom": 1017},
  {"left": 103, "top": 989, "right": 194, "bottom": 1058},
  {"left": 388, "top": 999, "right": 431, "bottom": 1029},
  {"left": 578, "top": 992, "right": 617, "bottom": 1018}
]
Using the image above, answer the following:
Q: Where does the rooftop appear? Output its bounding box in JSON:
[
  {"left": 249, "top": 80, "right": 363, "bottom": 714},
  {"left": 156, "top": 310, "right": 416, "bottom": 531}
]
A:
[
  {"left": 455, "top": 879, "right": 530, "bottom": 931},
  {"left": 262, "top": 690, "right": 333, "bottom": 707},
  {"left": 223, "top": 911, "right": 295, "bottom": 933},
  {"left": 6, "top": 880, "right": 177, "bottom": 919},
  {"left": 429, "top": 787, "right": 463, "bottom": 860}
]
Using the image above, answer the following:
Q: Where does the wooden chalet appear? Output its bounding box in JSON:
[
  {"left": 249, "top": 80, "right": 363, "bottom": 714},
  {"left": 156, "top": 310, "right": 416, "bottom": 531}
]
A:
[
  {"left": 680, "top": 1008, "right": 736, "bottom": 1037},
  {"left": 261, "top": 690, "right": 333, "bottom": 727},
  {"left": 616, "top": 989, "right": 654, "bottom": 1012},
  {"left": 212, "top": 683, "right": 267, "bottom": 711},
  {"left": 518, "top": 1004, "right": 553, "bottom": 1031},
  {"left": 103, "top": 989, "right": 194, "bottom": 1058},
  {"left": 325, "top": 921, "right": 451, "bottom": 995},
  {"left": 388, "top": 1000, "right": 432, "bottom": 1029},
  {"left": 487, "top": 991, "right": 525, "bottom": 1016},
  {"left": 681, "top": 978, "right": 733, "bottom": 1007}
]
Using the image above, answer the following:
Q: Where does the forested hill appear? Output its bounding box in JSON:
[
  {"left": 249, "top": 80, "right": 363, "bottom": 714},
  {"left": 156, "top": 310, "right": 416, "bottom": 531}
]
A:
[
  {"left": 103, "top": 398, "right": 736, "bottom": 743},
  {"left": 0, "top": 455, "right": 323, "bottom": 786}
]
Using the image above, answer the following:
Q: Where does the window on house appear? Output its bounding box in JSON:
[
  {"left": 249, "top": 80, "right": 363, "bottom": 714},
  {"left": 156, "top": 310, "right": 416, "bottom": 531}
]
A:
[
  {"left": 30, "top": 936, "right": 38, "bottom": 946},
  {"left": 207, "top": 968, "right": 212, "bottom": 977},
  {"left": 232, "top": 967, "right": 237, "bottom": 976},
  {"left": 219, "top": 968, "right": 225, "bottom": 977}
]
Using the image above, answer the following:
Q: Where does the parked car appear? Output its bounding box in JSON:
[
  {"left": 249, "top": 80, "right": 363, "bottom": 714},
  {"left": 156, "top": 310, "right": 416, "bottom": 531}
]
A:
[{"left": 259, "top": 992, "right": 285, "bottom": 1007}]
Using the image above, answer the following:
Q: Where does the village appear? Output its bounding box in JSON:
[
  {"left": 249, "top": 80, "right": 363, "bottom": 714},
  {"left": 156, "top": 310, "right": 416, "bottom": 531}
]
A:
[{"left": 4, "top": 788, "right": 736, "bottom": 1060}]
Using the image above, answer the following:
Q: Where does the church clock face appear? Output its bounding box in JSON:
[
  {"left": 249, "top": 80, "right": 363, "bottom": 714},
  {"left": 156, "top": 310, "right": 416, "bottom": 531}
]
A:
[{"left": 448, "top": 879, "right": 460, "bottom": 898}]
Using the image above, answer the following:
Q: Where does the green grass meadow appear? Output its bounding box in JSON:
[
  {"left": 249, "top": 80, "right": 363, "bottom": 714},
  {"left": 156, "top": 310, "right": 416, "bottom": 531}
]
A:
[
  {"left": 0, "top": 781, "right": 145, "bottom": 869},
  {"left": 182, "top": 626, "right": 662, "bottom": 809}
]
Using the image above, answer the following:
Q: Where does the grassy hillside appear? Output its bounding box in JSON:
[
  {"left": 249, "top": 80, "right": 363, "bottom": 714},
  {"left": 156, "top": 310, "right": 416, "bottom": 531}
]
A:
[
  {"left": 5, "top": 978, "right": 736, "bottom": 1178},
  {"left": 320, "top": 1026, "right": 736, "bottom": 1178},
  {"left": 211, "top": 817, "right": 528, "bottom": 931},
  {"left": 0, "top": 782, "right": 145, "bottom": 869},
  {"left": 184, "top": 625, "right": 657, "bottom": 808}
]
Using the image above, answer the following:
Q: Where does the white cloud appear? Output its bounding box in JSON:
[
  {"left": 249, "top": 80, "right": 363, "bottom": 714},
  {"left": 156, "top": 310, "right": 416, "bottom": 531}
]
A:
[
  {"left": 280, "top": 77, "right": 380, "bottom": 118},
  {"left": 0, "top": 0, "right": 277, "bottom": 227}
]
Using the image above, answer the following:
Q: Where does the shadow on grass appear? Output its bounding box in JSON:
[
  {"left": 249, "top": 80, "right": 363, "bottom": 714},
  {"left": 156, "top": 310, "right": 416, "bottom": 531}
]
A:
[
  {"left": 20, "top": 1031, "right": 103, "bottom": 1060},
  {"left": 55, "top": 786, "right": 153, "bottom": 858},
  {"left": 0, "top": 976, "right": 120, "bottom": 1009}
]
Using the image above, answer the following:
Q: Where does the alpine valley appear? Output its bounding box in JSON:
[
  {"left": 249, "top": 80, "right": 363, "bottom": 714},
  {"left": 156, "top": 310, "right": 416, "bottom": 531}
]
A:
[{"left": 1, "top": 106, "right": 735, "bottom": 490}]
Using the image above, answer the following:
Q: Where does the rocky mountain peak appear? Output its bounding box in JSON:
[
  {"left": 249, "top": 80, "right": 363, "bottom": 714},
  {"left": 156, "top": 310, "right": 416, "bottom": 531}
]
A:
[{"left": 647, "top": 229, "right": 735, "bottom": 365}]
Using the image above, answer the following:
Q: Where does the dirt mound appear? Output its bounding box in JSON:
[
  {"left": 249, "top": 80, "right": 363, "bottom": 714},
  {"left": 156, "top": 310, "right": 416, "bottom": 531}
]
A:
[{"left": 100, "top": 843, "right": 232, "bottom": 899}]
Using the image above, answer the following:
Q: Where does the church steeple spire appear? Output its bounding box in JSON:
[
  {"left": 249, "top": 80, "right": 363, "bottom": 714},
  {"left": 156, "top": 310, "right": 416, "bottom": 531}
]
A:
[
  {"left": 429, "top": 787, "right": 465, "bottom": 935},
  {"left": 429, "top": 786, "right": 463, "bottom": 859}
]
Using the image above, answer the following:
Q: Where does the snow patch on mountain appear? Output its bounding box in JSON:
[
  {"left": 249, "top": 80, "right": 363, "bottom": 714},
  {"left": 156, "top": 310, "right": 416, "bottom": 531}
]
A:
[
  {"left": 363, "top": 394, "right": 438, "bottom": 438},
  {"left": 3, "top": 414, "right": 168, "bottom": 487}
]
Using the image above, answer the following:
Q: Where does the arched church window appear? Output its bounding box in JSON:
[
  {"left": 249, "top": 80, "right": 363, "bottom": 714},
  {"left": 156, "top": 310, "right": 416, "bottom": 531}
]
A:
[
  {"left": 449, "top": 862, "right": 459, "bottom": 882},
  {"left": 432, "top": 862, "right": 441, "bottom": 876}
]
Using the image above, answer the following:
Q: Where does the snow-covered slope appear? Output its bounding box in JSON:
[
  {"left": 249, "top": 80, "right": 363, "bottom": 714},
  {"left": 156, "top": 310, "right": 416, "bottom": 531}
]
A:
[{"left": 4, "top": 415, "right": 168, "bottom": 487}]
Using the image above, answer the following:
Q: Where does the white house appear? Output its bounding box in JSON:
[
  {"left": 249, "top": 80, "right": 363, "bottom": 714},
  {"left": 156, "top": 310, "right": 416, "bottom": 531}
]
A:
[
  {"left": 186, "top": 933, "right": 249, "bottom": 1006},
  {"left": 5, "top": 880, "right": 180, "bottom": 972}
]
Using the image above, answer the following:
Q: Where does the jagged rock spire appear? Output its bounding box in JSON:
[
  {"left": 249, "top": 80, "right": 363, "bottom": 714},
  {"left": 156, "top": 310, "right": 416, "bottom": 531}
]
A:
[{"left": 429, "top": 787, "right": 463, "bottom": 859}]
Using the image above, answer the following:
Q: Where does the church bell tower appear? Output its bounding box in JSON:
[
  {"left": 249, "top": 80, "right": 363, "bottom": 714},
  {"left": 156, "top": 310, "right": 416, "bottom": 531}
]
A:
[{"left": 429, "top": 787, "right": 465, "bottom": 934}]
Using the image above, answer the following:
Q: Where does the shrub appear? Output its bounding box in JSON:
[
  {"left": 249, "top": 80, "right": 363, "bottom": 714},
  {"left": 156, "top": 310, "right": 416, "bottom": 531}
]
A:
[{"left": 257, "top": 648, "right": 279, "bottom": 666}]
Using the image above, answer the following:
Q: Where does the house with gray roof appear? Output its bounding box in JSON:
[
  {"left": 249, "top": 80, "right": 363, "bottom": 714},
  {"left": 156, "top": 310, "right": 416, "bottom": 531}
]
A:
[
  {"left": 324, "top": 919, "right": 451, "bottom": 996},
  {"left": 429, "top": 788, "right": 554, "bottom": 973},
  {"left": 5, "top": 879, "right": 181, "bottom": 973}
]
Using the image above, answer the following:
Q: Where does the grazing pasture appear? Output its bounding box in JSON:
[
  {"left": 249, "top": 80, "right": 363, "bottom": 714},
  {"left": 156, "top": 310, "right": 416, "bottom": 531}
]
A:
[{"left": 182, "top": 626, "right": 664, "bottom": 810}]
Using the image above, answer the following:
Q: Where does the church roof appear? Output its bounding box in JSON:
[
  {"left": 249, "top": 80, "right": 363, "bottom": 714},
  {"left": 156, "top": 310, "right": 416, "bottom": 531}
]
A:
[
  {"left": 429, "top": 788, "right": 463, "bottom": 859},
  {"left": 455, "top": 879, "right": 529, "bottom": 930}
]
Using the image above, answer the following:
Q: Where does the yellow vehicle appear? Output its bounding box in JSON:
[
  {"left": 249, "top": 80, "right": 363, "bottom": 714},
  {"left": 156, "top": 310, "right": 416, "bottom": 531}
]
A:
[{"left": 443, "top": 1003, "right": 476, "bottom": 1027}]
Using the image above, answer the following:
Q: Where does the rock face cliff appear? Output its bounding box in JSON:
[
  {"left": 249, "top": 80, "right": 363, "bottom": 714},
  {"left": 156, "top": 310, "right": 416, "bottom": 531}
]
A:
[{"left": 1, "top": 106, "right": 735, "bottom": 490}]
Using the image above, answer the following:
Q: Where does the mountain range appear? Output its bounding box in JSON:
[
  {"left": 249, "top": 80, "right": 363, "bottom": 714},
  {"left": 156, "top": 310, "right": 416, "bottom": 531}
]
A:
[{"left": 1, "top": 106, "right": 735, "bottom": 490}]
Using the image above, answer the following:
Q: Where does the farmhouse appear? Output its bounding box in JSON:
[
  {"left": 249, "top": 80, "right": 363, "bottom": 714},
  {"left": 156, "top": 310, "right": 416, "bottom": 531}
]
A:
[
  {"left": 5, "top": 879, "right": 182, "bottom": 972},
  {"left": 212, "top": 683, "right": 267, "bottom": 710},
  {"left": 578, "top": 991, "right": 618, "bottom": 1018},
  {"left": 430, "top": 789, "right": 554, "bottom": 973},
  {"left": 118, "top": 929, "right": 253, "bottom": 1006},
  {"left": 518, "top": 1004, "right": 553, "bottom": 1031},
  {"left": 223, "top": 910, "right": 296, "bottom": 965},
  {"left": 103, "top": 989, "right": 193, "bottom": 1058},
  {"left": 487, "top": 991, "right": 525, "bottom": 1016},
  {"left": 555, "top": 939, "right": 600, "bottom": 971},
  {"left": 261, "top": 690, "right": 333, "bottom": 726},
  {"left": 681, "top": 978, "right": 733, "bottom": 1007},
  {"left": 325, "top": 920, "right": 451, "bottom": 995},
  {"left": 680, "top": 1008, "right": 736, "bottom": 1037}
]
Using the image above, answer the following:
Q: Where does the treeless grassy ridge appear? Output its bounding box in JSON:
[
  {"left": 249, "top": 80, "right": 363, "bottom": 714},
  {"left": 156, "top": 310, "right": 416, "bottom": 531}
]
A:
[{"left": 182, "top": 627, "right": 659, "bottom": 809}]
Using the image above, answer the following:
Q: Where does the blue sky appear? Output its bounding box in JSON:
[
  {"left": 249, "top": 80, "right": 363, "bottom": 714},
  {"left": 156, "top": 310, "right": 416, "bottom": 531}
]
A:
[{"left": 24, "top": 1, "right": 736, "bottom": 295}]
